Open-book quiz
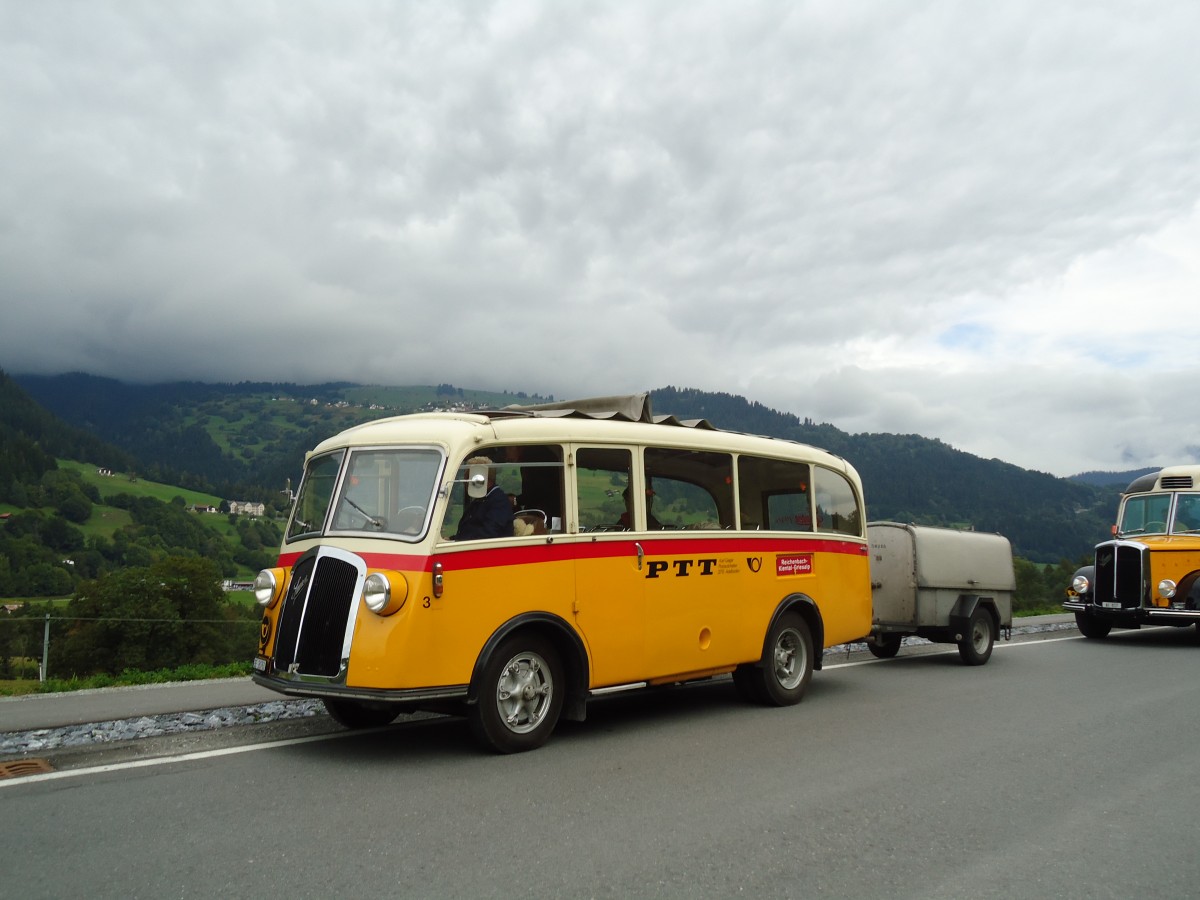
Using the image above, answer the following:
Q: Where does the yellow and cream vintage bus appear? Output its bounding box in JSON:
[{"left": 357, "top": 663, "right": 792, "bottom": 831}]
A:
[
  {"left": 1065, "top": 465, "right": 1200, "bottom": 638},
  {"left": 252, "top": 394, "right": 873, "bottom": 752}
]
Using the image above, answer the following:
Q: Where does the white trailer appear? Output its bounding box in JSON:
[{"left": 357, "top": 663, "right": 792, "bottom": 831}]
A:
[{"left": 866, "top": 521, "right": 1015, "bottom": 665}]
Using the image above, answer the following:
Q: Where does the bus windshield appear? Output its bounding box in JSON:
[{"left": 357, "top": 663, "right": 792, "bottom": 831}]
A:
[
  {"left": 1117, "top": 493, "right": 1171, "bottom": 536},
  {"left": 286, "top": 447, "right": 444, "bottom": 541},
  {"left": 330, "top": 448, "right": 443, "bottom": 539}
]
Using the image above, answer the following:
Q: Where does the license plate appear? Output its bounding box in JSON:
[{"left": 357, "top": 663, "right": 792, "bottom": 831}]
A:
[
  {"left": 1100, "top": 602, "right": 1122, "bottom": 609},
  {"left": 253, "top": 656, "right": 267, "bottom": 672}
]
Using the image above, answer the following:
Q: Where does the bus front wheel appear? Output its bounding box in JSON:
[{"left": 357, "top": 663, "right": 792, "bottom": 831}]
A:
[
  {"left": 470, "top": 634, "right": 564, "bottom": 753},
  {"left": 749, "top": 613, "right": 814, "bottom": 706},
  {"left": 1075, "top": 611, "right": 1112, "bottom": 640},
  {"left": 324, "top": 698, "right": 400, "bottom": 729}
]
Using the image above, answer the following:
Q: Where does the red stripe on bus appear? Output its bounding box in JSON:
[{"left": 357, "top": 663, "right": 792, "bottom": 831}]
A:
[{"left": 277, "top": 535, "right": 866, "bottom": 573}]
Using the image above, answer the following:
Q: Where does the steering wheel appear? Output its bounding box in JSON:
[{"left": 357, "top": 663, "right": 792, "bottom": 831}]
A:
[{"left": 396, "top": 505, "right": 427, "bottom": 534}]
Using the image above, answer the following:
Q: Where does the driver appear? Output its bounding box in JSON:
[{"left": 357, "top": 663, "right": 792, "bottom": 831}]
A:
[{"left": 453, "top": 456, "right": 515, "bottom": 540}]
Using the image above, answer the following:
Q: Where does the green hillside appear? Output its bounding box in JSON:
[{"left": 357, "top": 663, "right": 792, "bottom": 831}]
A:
[{"left": 11, "top": 372, "right": 1123, "bottom": 563}]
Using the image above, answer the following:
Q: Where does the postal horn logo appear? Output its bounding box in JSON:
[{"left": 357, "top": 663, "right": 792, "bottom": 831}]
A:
[{"left": 747, "top": 556, "right": 762, "bottom": 573}]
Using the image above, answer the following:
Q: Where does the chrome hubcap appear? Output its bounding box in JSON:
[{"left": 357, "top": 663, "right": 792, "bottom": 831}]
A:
[{"left": 495, "top": 651, "right": 554, "bottom": 734}]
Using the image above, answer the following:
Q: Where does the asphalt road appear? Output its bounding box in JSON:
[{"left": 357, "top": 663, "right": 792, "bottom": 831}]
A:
[
  {"left": 0, "top": 615, "right": 1077, "bottom": 734},
  {"left": 3, "top": 622, "right": 1198, "bottom": 899}
]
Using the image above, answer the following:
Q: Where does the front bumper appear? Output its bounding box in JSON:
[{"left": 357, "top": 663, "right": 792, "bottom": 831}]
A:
[
  {"left": 1064, "top": 599, "right": 1200, "bottom": 625},
  {"left": 253, "top": 666, "right": 468, "bottom": 706}
]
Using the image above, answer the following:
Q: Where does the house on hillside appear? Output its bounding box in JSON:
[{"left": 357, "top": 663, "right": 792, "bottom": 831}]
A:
[{"left": 228, "top": 501, "right": 266, "bottom": 517}]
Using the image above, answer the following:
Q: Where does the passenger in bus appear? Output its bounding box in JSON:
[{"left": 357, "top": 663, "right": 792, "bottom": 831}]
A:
[{"left": 453, "top": 457, "right": 514, "bottom": 540}]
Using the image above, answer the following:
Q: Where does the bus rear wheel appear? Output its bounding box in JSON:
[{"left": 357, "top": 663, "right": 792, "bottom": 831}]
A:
[
  {"left": 745, "top": 613, "right": 813, "bottom": 706},
  {"left": 470, "top": 634, "right": 563, "bottom": 753}
]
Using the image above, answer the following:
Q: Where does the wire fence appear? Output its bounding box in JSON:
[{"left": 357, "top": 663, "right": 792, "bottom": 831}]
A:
[{"left": 0, "top": 613, "right": 260, "bottom": 683}]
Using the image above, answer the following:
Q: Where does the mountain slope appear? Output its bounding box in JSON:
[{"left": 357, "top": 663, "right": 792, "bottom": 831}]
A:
[{"left": 14, "top": 373, "right": 1118, "bottom": 562}]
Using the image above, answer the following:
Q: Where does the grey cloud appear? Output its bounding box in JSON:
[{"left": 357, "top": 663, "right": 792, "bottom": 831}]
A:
[{"left": 2, "top": 0, "right": 1199, "bottom": 475}]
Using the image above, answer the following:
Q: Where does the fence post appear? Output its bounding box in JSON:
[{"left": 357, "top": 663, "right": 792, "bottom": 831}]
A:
[{"left": 40, "top": 613, "right": 50, "bottom": 682}]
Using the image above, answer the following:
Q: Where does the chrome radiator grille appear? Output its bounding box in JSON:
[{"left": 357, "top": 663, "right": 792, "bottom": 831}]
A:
[
  {"left": 273, "top": 551, "right": 360, "bottom": 677},
  {"left": 1094, "top": 542, "right": 1145, "bottom": 609}
]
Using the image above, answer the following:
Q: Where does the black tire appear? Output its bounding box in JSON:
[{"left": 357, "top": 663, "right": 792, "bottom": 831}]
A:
[
  {"left": 958, "top": 607, "right": 995, "bottom": 665},
  {"left": 1075, "top": 611, "right": 1112, "bottom": 640},
  {"left": 324, "top": 698, "right": 400, "bottom": 729},
  {"left": 469, "top": 633, "right": 564, "bottom": 753},
  {"left": 749, "top": 613, "right": 814, "bottom": 706},
  {"left": 868, "top": 634, "right": 902, "bottom": 659}
]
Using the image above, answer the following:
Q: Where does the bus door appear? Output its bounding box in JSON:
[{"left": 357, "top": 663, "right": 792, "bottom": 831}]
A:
[
  {"left": 638, "top": 448, "right": 749, "bottom": 677},
  {"left": 568, "top": 446, "right": 646, "bottom": 688}
]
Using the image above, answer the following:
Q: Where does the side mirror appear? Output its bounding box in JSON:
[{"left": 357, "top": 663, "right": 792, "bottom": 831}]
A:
[{"left": 467, "top": 465, "right": 489, "bottom": 498}]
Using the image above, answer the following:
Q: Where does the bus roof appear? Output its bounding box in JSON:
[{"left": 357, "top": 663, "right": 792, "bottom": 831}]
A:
[
  {"left": 1125, "top": 465, "right": 1200, "bottom": 494},
  {"left": 310, "top": 394, "right": 855, "bottom": 474}
]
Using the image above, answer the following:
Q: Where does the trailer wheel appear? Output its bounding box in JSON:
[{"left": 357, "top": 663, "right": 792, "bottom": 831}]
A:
[
  {"left": 753, "top": 614, "right": 814, "bottom": 706},
  {"left": 324, "top": 698, "right": 400, "bottom": 729},
  {"left": 469, "top": 634, "right": 563, "bottom": 754},
  {"left": 1075, "top": 611, "right": 1112, "bottom": 640},
  {"left": 957, "top": 607, "right": 995, "bottom": 666},
  {"left": 868, "top": 634, "right": 902, "bottom": 659}
]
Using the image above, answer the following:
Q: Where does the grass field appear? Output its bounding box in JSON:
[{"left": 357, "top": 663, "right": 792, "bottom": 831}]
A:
[{"left": 58, "top": 459, "right": 222, "bottom": 508}]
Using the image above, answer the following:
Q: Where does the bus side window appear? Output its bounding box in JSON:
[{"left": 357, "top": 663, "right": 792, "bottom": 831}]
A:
[
  {"left": 576, "top": 447, "right": 632, "bottom": 531},
  {"left": 812, "top": 466, "right": 862, "bottom": 537},
  {"left": 506, "top": 444, "right": 565, "bottom": 528},
  {"left": 644, "top": 448, "right": 733, "bottom": 530},
  {"left": 738, "top": 456, "right": 811, "bottom": 531},
  {"left": 443, "top": 445, "right": 567, "bottom": 539}
]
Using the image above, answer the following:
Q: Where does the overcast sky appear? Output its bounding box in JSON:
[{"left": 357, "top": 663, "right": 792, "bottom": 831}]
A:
[{"left": 3, "top": 1, "right": 1199, "bottom": 477}]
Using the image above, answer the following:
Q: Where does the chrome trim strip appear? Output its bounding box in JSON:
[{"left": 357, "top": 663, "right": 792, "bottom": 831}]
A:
[{"left": 589, "top": 681, "right": 649, "bottom": 696}]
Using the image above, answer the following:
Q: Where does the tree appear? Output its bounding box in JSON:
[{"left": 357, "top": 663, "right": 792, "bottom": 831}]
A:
[
  {"left": 57, "top": 489, "right": 93, "bottom": 524},
  {"left": 57, "top": 556, "right": 256, "bottom": 676}
]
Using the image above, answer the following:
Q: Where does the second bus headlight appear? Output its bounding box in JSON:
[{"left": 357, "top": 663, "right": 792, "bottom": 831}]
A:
[
  {"left": 1158, "top": 579, "right": 1177, "bottom": 600},
  {"left": 363, "top": 572, "right": 408, "bottom": 615}
]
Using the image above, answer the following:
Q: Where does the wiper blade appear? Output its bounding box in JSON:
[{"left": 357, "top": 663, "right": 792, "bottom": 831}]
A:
[{"left": 344, "top": 497, "right": 382, "bottom": 528}]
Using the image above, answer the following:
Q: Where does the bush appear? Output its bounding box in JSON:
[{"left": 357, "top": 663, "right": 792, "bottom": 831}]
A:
[{"left": 54, "top": 556, "right": 261, "bottom": 677}]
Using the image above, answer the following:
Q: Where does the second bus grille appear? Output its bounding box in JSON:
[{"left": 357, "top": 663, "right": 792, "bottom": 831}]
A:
[
  {"left": 274, "top": 553, "right": 359, "bottom": 677},
  {"left": 1094, "top": 543, "right": 1144, "bottom": 608}
]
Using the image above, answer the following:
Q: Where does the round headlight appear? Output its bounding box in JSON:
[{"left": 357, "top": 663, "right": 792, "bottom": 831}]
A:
[
  {"left": 362, "top": 572, "right": 408, "bottom": 615},
  {"left": 1158, "top": 579, "right": 1177, "bottom": 599},
  {"left": 254, "top": 569, "right": 279, "bottom": 607},
  {"left": 363, "top": 572, "right": 392, "bottom": 613},
  {"left": 1071, "top": 574, "right": 1090, "bottom": 596}
]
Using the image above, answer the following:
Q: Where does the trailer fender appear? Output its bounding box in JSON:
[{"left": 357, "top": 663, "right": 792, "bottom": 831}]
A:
[{"left": 948, "top": 594, "right": 1003, "bottom": 643}]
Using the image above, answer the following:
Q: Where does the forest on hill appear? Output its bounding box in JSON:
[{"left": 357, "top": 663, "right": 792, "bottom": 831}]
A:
[{"left": 11, "top": 372, "right": 1121, "bottom": 563}]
